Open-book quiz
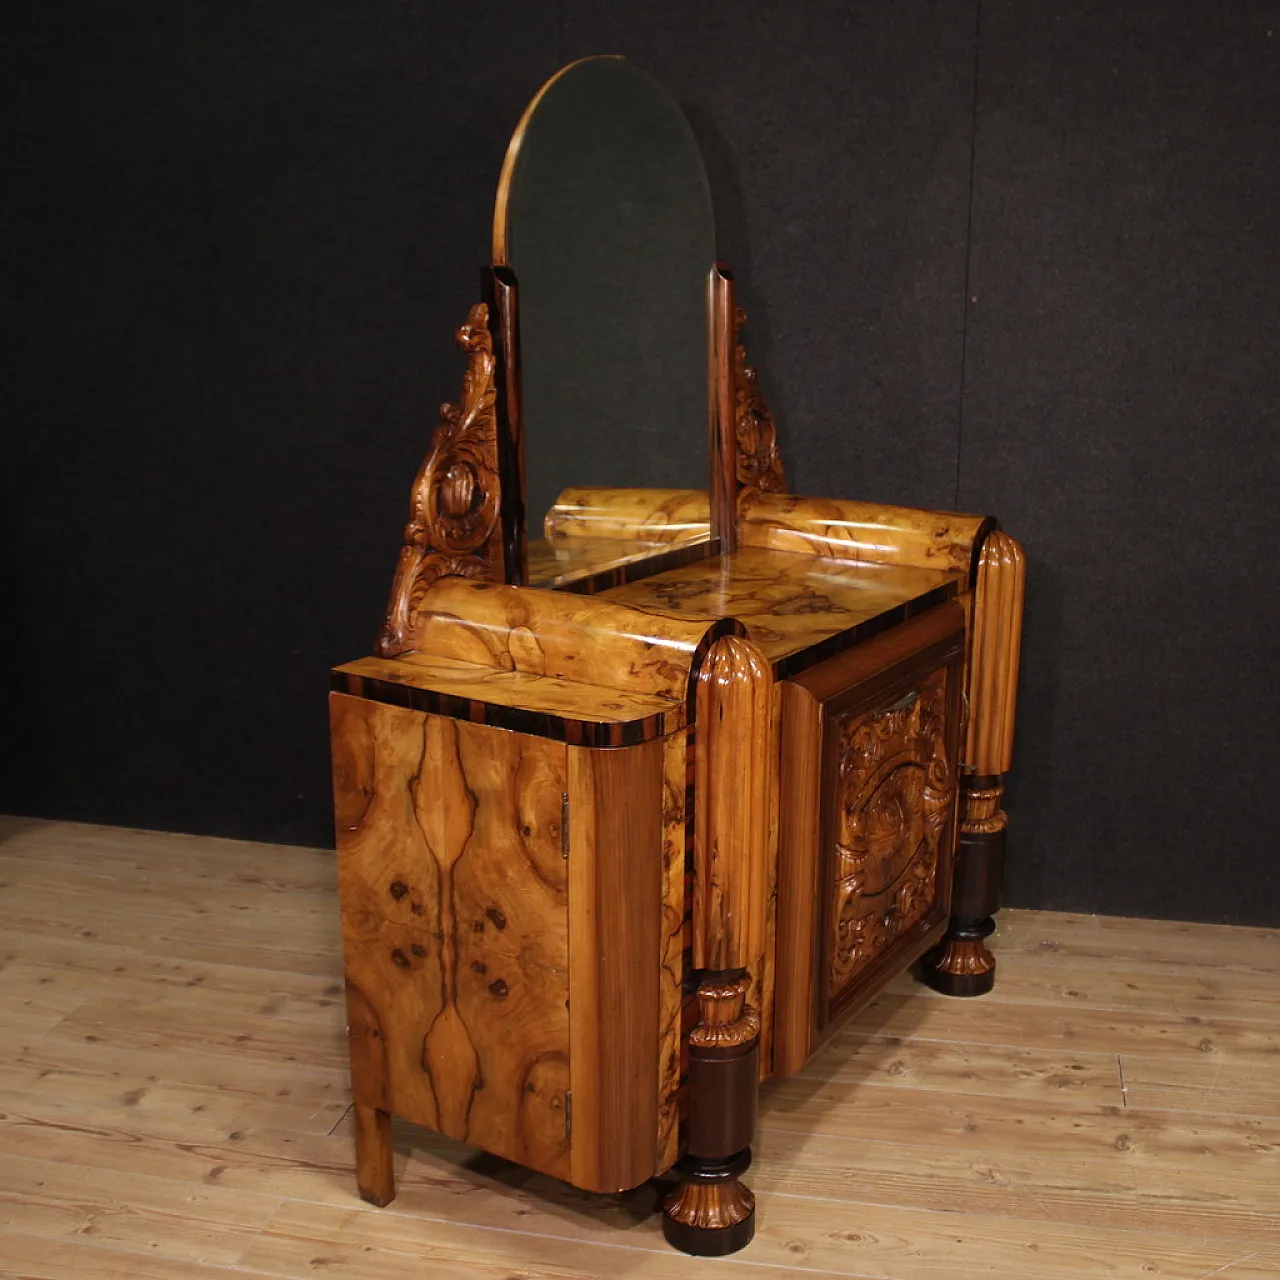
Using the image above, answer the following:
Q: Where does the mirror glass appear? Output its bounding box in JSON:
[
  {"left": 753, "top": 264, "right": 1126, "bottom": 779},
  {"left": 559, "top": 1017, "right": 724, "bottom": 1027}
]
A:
[{"left": 495, "top": 57, "right": 715, "bottom": 584}]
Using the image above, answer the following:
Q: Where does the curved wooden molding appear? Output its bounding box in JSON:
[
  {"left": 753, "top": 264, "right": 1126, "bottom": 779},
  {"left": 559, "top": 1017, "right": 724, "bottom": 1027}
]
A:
[
  {"left": 377, "top": 303, "right": 504, "bottom": 657},
  {"left": 964, "top": 531, "right": 1026, "bottom": 775},
  {"left": 740, "top": 491, "right": 995, "bottom": 578},
  {"left": 408, "top": 577, "right": 728, "bottom": 702},
  {"left": 543, "top": 487, "right": 711, "bottom": 544},
  {"left": 693, "top": 634, "right": 773, "bottom": 972}
]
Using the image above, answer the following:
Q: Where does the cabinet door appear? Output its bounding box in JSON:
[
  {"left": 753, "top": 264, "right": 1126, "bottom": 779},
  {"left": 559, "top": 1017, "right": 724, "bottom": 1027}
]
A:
[
  {"left": 773, "top": 604, "right": 965, "bottom": 1078},
  {"left": 331, "top": 695, "right": 572, "bottom": 1179}
]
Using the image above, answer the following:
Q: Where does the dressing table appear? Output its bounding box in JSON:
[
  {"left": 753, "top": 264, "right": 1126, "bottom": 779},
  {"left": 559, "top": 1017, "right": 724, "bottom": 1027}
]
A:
[{"left": 329, "top": 56, "right": 1025, "bottom": 1257}]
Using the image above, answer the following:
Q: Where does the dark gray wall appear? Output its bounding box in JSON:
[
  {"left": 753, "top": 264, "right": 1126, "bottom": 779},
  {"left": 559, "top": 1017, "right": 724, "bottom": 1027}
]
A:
[{"left": 4, "top": 3, "right": 1278, "bottom": 924}]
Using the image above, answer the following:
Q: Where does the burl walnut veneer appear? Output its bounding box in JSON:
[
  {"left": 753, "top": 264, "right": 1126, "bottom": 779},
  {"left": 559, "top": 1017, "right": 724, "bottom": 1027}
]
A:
[{"left": 330, "top": 56, "right": 1025, "bottom": 1257}]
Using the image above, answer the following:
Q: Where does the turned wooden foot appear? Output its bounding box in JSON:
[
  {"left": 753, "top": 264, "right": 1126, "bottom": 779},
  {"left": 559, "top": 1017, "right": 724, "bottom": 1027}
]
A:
[
  {"left": 922, "top": 775, "right": 1006, "bottom": 998},
  {"left": 662, "top": 1150, "right": 755, "bottom": 1256},
  {"left": 353, "top": 1104, "right": 395, "bottom": 1206},
  {"left": 922, "top": 917, "right": 997, "bottom": 997}
]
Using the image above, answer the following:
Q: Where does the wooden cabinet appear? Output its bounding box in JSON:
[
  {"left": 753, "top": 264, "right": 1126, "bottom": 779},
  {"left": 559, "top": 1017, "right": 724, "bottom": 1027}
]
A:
[
  {"left": 330, "top": 55, "right": 1026, "bottom": 1257},
  {"left": 774, "top": 605, "right": 965, "bottom": 1077}
]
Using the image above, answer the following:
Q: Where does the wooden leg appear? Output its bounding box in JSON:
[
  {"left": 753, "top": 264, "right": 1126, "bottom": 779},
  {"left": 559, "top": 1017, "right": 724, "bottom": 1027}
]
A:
[
  {"left": 662, "top": 972, "right": 759, "bottom": 1256},
  {"left": 922, "top": 775, "right": 1006, "bottom": 997},
  {"left": 353, "top": 1104, "right": 395, "bottom": 1206}
]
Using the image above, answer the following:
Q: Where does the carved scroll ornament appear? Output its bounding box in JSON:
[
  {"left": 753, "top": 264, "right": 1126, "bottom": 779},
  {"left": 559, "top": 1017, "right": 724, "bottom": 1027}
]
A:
[
  {"left": 830, "top": 669, "right": 954, "bottom": 994},
  {"left": 731, "top": 307, "right": 786, "bottom": 496},
  {"left": 377, "top": 304, "right": 502, "bottom": 657}
]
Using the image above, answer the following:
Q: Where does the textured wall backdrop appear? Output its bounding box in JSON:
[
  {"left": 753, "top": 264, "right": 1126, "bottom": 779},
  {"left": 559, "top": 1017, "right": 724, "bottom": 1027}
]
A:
[{"left": 4, "top": 2, "right": 1278, "bottom": 923}]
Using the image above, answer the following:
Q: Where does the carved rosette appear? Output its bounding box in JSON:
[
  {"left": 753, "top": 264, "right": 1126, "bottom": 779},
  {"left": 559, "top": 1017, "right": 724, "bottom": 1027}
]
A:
[
  {"left": 962, "top": 784, "right": 1008, "bottom": 835},
  {"left": 830, "top": 669, "right": 954, "bottom": 994},
  {"left": 689, "top": 973, "right": 761, "bottom": 1051},
  {"left": 731, "top": 307, "right": 786, "bottom": 496},
  {"left": 377, "top": 303, "right": 502, "bottom": 657}
]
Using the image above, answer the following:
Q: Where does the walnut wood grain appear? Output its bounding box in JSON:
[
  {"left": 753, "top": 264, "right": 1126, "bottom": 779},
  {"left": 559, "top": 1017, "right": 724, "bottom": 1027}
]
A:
[
  {"left": 378, "top": 304, "right": 505, "bottom": 657},
  {"left": 602, "top": 545, "right": 961, "bottom": 675},
  {"left": 333, "top": 653, "right": 684, "bottom": 745},
  {"left": 543, "top": 488, "right": 711, "bottom": 544},
  {"left": 692, "top": 635, "right": 773, "bottom": 972},
  {"left": 331, "top": 695, "right": 571, "bottom": 1185},
  {"left": 964, "top": 530, "right": 1027, "bottom": 776},
  {"left": 407, "top": 578, "right": 723, "bottom": 702},
  {"left": 773, "top": 603, "right": 966, "bottom": 1078},
  {"left": 739, "top": 491, "right": 995, "bottom": 579},
  {"left": 352, "top": 1104, "right": 393, "bottom": 1207},
  {"left": 656, "top": 730, "right": 688, "bottom": 1174},
  {"left": 526, "top": 533, "right": 717, "bottom": 594},
  {"left": 567, "top": 740, "right": 664, "bottom": 1193}
]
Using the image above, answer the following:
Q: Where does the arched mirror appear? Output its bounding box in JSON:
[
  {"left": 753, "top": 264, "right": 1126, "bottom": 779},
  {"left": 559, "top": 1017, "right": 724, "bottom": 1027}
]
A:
[{"left": 494, "top": 56, "right": 717, "bottom": 586}]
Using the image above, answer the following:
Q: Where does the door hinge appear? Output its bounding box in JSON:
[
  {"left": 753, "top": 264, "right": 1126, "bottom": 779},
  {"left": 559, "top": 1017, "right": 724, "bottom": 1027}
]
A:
[
  {"left": 564, "top": 1089, "right": 573, "bottom": 1140},
  {"left": 560, "top": 792, "right": 569, "bottom": 859}
]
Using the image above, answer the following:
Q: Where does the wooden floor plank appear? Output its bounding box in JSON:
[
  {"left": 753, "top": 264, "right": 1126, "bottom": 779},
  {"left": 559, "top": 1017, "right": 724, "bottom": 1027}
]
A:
[
  {"left": 0, "top": 1231, "right": 272, "bottom": 1280},
  {"left": 0, "top": 1153, "right": 281, "bottom": 1267},
  {"left": 1, "top": 817, "right": 1278, "bottom": 1280}
]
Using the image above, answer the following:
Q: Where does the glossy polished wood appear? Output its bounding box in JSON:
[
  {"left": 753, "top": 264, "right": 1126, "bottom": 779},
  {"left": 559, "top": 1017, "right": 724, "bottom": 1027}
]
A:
[
  {"left": 543, "top": 486, "right": 711, "bottom": 543},
  {"left": 567, "top": 741, "right": 664, "bottom": 1193},
  {"left": 964, "top": 530, "right": 1027, "bottom": 776},
  {"left": 603, "top": 545, "right": 962, "bottom": 672},
  {"left": 333, "top": 653, "right": 684, "bottom": 745},
  {"left": 692, "top": 636, "right": 773, "bottom": 972},
  {"left": 407, "top": 577, "right": 723, "bottom": 700},
  {"left": 526, "top": 532, "right": 714, "bottom": 592},
  {"left": 739, "top": 491, "right": 994, "bottom": 578},
  {"left": 331, "top": 697, "right": 572, "bottom": 1188}
]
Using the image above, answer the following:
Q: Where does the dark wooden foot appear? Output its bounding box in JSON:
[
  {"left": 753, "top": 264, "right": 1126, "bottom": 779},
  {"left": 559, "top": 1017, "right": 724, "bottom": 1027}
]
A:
[
  {"left": 353, "top": 1104, "right": 395, "bottom": 1206},
  {"left": 923, "top": 774, "right": 1007, "bottom": 997},
  {"left": 662, "top": 1150, "right": 755, "bottom": 1256},
  {"left": 921, "top": 917, "right": 996, "bottom": 997}
]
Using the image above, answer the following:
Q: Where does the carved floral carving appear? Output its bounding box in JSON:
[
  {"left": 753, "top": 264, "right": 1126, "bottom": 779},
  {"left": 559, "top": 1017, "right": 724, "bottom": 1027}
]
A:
[
  {"left": 731, "top": 307, "right": 786, "bottom": 496},
  {"left": 688, "top": 973, "right": 761, "bottom": 1050},
  {"left": 377, "top": 303, "right": 502, "bottom": 657},
  {"left": 830, "top": 669, "right": 954, "bottom": 995}
]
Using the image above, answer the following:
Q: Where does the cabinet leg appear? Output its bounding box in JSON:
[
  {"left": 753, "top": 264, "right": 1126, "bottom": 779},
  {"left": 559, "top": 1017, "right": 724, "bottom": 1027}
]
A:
[
  {"left": 353, "top": 1104, "right": 395, "bottom": 1206},
  {"left": 663, "top": 1150, "right": 755, "bottom": 1256},
  {"left": 662, "top": 972, "right": 759, "bottom": 1256},
  {"left": 922, "top": 775, "right": 1006, "bottom": 998}
]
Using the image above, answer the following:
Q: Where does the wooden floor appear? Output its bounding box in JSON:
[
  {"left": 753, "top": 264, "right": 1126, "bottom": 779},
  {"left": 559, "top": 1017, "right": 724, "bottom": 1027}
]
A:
[{"left": 0, "top": 819, "right": 1277, "bottom": 1279}]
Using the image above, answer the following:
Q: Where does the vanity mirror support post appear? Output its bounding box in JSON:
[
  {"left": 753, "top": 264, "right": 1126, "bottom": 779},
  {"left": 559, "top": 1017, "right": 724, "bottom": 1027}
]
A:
[
  {"left": 923, "top": 530, "right": 1026, "bottom": 996},
  {"left": 709, "top": 266, "right": 738, "bottom": 551},
  {"left": 663, "top": 634, "right": 772, "bottom": 1256},
  {"left": 483, "top": 265, "right": 527, "bottom": 586}
]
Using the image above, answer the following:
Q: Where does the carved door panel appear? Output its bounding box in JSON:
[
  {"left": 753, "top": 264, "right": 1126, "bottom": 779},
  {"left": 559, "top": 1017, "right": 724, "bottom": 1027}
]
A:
[
  {"left": 820, "top": 659, "right": 959, "bottom": 1029},
  {"left": 773, "top": 603, "right": 965, "bottom": 1077}
]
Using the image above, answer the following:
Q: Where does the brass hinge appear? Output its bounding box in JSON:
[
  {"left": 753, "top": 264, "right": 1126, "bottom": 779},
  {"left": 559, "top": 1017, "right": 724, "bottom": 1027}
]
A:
[
  {"left": 560, "top": 792, "right": 569, "bottom": 859},
  {"left": 564, "top": 1089, "right": 573, "bottom": 1140}
]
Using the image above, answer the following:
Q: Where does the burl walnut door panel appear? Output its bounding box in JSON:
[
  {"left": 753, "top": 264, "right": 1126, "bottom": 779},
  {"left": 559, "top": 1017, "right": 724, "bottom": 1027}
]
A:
[
  {"left": 773, "top": 604, "right": 965, "bottom": 1078},
  {"left": 331, "top": 695, "right": 572, "bottom": 1180}
]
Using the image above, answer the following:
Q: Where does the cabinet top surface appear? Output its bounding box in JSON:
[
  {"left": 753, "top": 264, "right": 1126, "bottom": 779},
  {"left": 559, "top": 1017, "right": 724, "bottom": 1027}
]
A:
[{"left": 599, "top": 546, "right": 963, "bottom": 669}]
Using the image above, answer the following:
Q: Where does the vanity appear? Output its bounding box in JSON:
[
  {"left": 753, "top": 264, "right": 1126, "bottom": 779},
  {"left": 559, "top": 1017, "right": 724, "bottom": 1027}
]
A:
[{"left": 329, "top": 56, "right": 1024, "bottom": 1256}]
